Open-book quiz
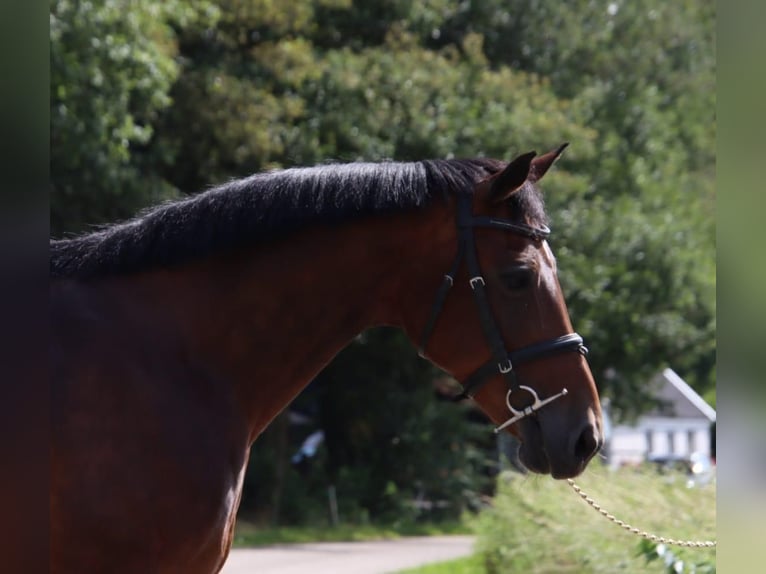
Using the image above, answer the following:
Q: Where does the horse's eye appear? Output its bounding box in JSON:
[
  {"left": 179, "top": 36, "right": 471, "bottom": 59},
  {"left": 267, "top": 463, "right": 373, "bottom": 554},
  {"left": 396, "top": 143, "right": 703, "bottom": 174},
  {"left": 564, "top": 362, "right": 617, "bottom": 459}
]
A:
[{"left": 501, "top": 268, "right": 533, "bottom": 291}]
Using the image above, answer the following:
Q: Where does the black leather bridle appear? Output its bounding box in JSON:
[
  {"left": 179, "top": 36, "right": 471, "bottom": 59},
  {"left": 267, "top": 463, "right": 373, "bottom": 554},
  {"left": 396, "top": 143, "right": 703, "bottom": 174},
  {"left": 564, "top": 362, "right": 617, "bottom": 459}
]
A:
[{"left": 418, "top": 193, "right": 588, "bottom": 432}]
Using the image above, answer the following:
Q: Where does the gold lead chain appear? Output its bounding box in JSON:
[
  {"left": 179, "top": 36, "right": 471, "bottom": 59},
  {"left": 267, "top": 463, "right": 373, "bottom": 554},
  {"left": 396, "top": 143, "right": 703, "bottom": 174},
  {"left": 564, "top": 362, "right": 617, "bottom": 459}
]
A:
[{"left": 566, "top": 479, "right": 717, "bottom": 548}]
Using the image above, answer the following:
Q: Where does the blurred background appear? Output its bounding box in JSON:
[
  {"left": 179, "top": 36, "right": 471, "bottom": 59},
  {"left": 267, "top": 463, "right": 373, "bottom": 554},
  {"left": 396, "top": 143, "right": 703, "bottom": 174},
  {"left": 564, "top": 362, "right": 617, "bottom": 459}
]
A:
[{"left": 50, "top": 1, "right": 716, "bottom": 570}]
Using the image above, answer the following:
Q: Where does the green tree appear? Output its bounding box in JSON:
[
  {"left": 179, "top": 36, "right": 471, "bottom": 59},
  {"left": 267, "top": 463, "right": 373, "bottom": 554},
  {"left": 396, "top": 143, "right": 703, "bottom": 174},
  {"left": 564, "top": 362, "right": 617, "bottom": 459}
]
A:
[
  {"left": 410, "top": 0, "right": 716, "bottom": 417},
  {"left": 50, "top": 0, "right": 217, "bottom": 234},
  {"left": 157, "top": 8, "right": 594, "bottom": 189},
  {"left": 302, "top": 29, "right": 595, "bottom": 161}
]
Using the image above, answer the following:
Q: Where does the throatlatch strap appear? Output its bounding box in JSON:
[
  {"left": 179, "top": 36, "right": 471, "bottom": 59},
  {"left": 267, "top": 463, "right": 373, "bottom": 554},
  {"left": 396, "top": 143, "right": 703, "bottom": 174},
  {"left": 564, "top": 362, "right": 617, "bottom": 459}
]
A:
[{"left": 417, "top": 238, "right": 466, "bottom": 357}]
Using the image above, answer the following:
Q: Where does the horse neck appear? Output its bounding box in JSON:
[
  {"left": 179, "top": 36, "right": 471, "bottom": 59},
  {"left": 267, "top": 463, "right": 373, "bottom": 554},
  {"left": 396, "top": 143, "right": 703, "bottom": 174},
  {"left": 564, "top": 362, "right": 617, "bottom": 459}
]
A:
[{"left": 121, "top": 203, "right": 455, "bottom": 441}]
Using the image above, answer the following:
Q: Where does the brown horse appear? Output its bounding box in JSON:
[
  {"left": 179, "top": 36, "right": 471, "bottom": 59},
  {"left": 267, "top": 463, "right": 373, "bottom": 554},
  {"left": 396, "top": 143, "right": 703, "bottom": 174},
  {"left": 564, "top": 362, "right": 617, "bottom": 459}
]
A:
[{"left": 50, "top": 145, "right": 603, "bottom": 573}]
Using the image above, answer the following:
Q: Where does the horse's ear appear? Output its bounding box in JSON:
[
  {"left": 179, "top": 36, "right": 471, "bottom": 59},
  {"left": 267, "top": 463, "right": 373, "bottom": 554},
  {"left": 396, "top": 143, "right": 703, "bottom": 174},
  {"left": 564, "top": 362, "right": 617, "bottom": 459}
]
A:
[
  {"left": 488, "top": 151, "right": 536, "bottom": 203},
  {"left": 529, "top": 142, "right": 569, "bottom": 183}
]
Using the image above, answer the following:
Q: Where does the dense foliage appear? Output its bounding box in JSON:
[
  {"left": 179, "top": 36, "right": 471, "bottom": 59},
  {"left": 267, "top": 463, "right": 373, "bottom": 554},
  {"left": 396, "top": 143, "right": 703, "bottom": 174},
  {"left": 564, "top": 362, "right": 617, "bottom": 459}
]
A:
[
  {"left": 241, "top": 329, "right": 495, "bottom": 525},
  {"left": 50, "top": 0, "right": 715, "bottom": 524}
]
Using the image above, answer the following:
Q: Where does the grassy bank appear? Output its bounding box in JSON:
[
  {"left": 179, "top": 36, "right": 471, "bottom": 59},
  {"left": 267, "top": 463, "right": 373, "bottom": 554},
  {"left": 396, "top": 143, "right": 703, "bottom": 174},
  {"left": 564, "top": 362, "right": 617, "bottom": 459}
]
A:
[
  {"left": 232, "top": 519, "right": 472, "bottom": 547},
  {"left": 402, "top": 464, "right": 716, "bottom": 574},
  {"left": 477, "top": 465, "right": 715, "bottom": 573}
]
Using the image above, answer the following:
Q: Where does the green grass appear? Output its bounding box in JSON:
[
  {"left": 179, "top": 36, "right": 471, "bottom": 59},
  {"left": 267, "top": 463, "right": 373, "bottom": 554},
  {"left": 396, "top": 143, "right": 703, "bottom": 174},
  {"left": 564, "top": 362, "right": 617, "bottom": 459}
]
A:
[
  {"left": 399, "top": 554, "right": 485, "bottom": 574},
  {"left": 474, "top": 464, "right": 716, "bottom": 574},
  {"left": 232, "top": 519, "right": 472, "bottom": 547}
]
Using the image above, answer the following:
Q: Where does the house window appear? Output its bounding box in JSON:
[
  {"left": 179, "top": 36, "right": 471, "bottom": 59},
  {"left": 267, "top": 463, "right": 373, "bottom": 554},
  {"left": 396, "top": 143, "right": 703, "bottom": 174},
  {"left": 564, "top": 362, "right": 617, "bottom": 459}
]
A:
[
  {"left": 687, "top": 430, "right": 697, "bottom": 453},
  {"left": 667, "top": 431, "right": 675, "bottom": 455},
  {"left": 645, "top": 430, "right": 653, "bottom": 455}
]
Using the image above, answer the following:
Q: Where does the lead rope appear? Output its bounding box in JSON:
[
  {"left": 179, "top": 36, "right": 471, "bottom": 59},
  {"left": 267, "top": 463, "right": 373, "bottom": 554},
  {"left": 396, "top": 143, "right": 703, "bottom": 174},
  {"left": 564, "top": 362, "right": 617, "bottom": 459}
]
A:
[{"left": 566, "top": 479, "right": 717, "bottom": 548}]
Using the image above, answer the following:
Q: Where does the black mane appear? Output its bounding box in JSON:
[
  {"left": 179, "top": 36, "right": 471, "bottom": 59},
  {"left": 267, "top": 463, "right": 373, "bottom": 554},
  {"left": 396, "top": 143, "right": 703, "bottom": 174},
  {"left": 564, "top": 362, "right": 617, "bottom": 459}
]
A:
[{"left": 50, "top": 158, "right": 547, "bottom": 279}]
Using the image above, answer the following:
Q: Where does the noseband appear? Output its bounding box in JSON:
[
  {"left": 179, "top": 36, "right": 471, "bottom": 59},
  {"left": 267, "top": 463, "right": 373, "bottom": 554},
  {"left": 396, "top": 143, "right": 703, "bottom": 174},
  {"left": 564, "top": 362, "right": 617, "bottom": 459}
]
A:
[{"left": 418, "top": 193, "right": 588, "bottom": 433}]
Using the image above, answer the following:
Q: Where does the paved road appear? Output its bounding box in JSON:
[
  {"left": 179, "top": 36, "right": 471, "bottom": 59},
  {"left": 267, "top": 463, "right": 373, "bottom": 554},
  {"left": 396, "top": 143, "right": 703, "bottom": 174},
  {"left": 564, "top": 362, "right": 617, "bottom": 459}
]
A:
[{"left": 220, "top": 535, "right": 476, "bottom": 574}]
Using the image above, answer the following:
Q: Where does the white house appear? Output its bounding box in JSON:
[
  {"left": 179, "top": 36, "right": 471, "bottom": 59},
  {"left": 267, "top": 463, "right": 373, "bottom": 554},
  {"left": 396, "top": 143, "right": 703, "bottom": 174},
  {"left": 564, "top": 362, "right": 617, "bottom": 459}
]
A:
[{"left": 604, "top": 368, "right": 716, "bottom": 468}]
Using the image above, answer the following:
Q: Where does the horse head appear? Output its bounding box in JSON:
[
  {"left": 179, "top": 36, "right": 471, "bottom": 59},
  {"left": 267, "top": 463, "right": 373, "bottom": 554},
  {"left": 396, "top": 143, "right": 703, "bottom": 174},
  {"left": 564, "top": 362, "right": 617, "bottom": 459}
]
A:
[{"left": 403, "top": 144, "right": 603, "bottom": 479}]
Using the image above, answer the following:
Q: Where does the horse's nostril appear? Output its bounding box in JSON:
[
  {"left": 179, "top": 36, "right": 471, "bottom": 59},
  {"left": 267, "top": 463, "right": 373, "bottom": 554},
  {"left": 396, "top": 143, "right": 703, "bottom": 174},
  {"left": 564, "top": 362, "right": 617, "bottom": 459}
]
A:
[{"left": 574, "top": 423, "right": 600, "bottom": 461}]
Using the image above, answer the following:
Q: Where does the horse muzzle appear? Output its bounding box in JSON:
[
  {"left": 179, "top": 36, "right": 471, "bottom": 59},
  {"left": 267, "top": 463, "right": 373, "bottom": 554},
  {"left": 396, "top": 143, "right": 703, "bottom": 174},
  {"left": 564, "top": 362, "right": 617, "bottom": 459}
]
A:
[{"left": 517, "top": 410, "right": 603, "bottom": 479}]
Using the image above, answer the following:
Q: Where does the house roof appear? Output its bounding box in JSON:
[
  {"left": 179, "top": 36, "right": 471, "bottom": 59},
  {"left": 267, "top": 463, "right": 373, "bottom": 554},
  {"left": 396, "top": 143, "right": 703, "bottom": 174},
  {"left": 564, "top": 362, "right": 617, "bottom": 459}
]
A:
[{"left": 647, "top": 368, "right": 716, "bottom": 422}]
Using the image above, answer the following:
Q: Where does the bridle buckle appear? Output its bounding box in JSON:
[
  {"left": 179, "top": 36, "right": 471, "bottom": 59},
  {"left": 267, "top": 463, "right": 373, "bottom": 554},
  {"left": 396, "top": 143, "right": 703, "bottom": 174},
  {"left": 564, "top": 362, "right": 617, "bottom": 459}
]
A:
[
  {"left": 497, "top": 359, "right": 513, "bottom": 374},
  {"left": 469, "top": 276, "right": 485, "bottom": 290}
]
